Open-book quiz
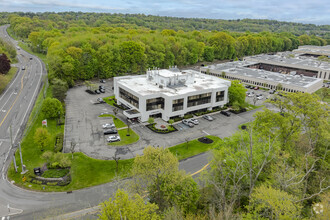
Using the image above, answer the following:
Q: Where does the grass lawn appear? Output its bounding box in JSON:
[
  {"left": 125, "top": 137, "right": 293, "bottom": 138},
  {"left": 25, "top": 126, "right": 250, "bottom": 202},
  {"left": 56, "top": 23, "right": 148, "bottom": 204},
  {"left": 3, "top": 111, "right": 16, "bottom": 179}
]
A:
[
  {"left": 169, "top": 136, "right": 221, "bottom": 161},
  {"left": 99, "top": 114, "right": 126, "bottom": 128},
  {"left": 0, "top": 67, "right": 18, "bottom": 94},
  {"left": 108, "top": 129, "right": 139, "bottom": 146},
  {"left": 103, "top": 95, "right": 116, "bottom": 106},
  {"left": 315, "top": 88, "right": 330, "bottom": 103}
]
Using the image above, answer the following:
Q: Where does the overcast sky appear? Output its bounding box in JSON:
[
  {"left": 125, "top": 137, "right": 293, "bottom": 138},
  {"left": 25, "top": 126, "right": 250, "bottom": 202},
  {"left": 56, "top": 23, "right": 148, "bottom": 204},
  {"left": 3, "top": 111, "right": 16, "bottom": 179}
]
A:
[{"left": 1, "top": 0, "right": 329, "bottom": 25}]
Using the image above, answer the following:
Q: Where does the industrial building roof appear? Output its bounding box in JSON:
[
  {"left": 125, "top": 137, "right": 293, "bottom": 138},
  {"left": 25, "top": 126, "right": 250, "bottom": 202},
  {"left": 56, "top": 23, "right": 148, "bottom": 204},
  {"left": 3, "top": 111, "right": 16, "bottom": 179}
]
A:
[
  {"left": 204, "top": 61, "right": 323, "bottom": 88},
  {"left": 245, "top": 53, "right": 330, "bottom": 71}
]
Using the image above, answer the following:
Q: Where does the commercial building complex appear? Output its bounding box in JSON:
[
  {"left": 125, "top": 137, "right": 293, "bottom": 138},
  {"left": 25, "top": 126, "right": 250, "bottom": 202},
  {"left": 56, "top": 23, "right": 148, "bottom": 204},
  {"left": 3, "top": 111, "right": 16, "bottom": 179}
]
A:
[
  {"left": 201, "top": 60, "right": 323, "bottom": 94},
  {"left": 293, "top": 45, "right": 330, "bottom": 57},
  {"left": 244, "top": 53, "right": 330, "bottom": 80},
  {"left": 114, "top": 68, "right": 231, "bottom": 122}
]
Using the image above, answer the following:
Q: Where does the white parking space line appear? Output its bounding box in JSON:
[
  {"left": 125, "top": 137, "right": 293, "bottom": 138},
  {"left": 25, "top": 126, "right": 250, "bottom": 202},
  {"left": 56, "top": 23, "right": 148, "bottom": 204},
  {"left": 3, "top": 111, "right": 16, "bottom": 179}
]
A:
[{"left": 202, "top": 130, "right": 210, "bottom": 135}]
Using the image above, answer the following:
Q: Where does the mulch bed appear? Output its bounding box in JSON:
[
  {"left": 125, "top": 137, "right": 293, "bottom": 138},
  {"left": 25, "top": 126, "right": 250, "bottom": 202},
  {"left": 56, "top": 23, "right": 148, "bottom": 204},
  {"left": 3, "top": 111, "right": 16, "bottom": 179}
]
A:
[{"left": 198, "top": 137, "right": 214, "bottom": 144}]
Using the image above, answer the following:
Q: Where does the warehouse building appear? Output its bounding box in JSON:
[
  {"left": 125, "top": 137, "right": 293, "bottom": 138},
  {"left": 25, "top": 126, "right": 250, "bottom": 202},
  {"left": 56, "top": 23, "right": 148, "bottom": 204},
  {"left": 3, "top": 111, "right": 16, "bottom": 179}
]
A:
[
  {"left": 244, "top": 53, "right": 330, "bottom": 80},
  {"left": 293, "top": 45, "right": 330, "bottom": 57},
  {"left": 114, "top": 68, "right": 231, "bottom": 122},
  {"left": 201, "top": 61, "right": 323, "bottom": 94}
]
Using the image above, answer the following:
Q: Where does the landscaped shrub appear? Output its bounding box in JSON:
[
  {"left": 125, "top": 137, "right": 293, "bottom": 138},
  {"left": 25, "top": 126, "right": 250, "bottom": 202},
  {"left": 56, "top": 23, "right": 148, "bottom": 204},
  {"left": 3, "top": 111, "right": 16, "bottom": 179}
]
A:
[
  {"left": 183, "top": 114, "right": 193, "bottom": 119},
  {"left": 54, "top": 133, "right": 64, "bottom": 152},
  {"left": 146, "top": 123, "right": 178, "bottom": 134},
  {"left": 42, "top": 169, "right": 69, "bottom": 178}
]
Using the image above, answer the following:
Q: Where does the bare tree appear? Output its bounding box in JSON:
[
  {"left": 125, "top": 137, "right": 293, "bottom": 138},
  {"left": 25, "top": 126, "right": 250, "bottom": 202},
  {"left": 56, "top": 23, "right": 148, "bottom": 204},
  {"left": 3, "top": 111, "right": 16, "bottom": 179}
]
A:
[
  {"left": 113, "top": 152, "right": 121, "bottom": 174},
  {"left": 70, "top": 140, "right": 76, "bottom": 159}
]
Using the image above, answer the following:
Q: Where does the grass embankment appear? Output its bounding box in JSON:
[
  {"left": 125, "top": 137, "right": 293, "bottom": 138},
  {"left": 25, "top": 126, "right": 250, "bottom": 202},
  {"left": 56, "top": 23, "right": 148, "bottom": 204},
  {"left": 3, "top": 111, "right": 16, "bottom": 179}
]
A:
[
  {"left": 18, "top": 42, "right": 48, "bottom": 65},
  {"left": 0, "top": 67, "right": 18, "bottom": 94}
]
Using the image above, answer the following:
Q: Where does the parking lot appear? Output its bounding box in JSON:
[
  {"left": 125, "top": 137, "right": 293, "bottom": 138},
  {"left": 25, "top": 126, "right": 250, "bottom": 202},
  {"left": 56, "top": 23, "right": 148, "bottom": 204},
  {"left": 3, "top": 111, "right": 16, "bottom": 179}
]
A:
[{"left": 64, "top": 80, "right": 267, "bottom": 160}]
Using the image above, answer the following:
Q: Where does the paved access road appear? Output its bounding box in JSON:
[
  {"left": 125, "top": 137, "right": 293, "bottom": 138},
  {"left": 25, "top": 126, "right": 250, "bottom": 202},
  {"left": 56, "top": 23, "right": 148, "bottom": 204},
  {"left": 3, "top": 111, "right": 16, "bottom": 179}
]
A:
[{"left": 0, "top": 24, "right": 46, "bottom": 218}]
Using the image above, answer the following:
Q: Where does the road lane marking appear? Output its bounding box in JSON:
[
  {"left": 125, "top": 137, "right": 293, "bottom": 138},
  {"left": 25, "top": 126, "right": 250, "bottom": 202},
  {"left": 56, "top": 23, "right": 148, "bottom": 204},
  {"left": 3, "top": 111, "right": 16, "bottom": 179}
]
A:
[
  {"left": 0, "top": 63, "right": 28, "bottom": 128},
  {"left": 190, "top": 162, "right": 210, "bottom": 176},
  {"left": 0, "top": 93, "right": 14, "bottom": 113}
]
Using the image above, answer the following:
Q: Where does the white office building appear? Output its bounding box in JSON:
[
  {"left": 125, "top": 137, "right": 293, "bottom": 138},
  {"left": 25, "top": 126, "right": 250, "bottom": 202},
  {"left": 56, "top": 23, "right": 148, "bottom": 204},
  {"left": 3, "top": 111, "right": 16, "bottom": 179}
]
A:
[{"left": 114, "top": 68, "right": 231, "bottom": 122}]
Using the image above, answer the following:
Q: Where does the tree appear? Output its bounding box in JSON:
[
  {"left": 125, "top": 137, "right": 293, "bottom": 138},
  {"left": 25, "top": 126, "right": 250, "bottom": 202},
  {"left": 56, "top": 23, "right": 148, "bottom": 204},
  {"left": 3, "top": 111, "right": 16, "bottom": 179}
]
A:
[
  {"left": 51, "top": 78, "right": 68, "bottom": 102},
  {"left": 148, "top": 117, "right": 154, "bottom": 124},
  {"left": 168, "top": 119, "right": 174, "bottom": 126},
  {"left": 131, "top": 147, "right": 200, "bottom": 213},
  {"left": 245, "top": 185, "right": 302, "bottom": 220},
  {"left": 318, "top": 88, "right": 329, "bottom": 102},
  {"left": 0, "top": 53, "right": 11, "bottom": 74},
  {"left": 41, "top": 97, "right": 63, "bottom": 119},
  {"left": 276, "top": 83, "right": 283, "bottom": 91},
  {"left": 70, "top": 140, "right": 76, "bottom": 159},
  {"left": 228, "top": 80, "right": 247, "bottom": 106},
  {"left": 99, "top": 189, "right": 160, "bottom": 220},
  {"left": 34, "top": 127, "right": 51, "bottom": 151}
]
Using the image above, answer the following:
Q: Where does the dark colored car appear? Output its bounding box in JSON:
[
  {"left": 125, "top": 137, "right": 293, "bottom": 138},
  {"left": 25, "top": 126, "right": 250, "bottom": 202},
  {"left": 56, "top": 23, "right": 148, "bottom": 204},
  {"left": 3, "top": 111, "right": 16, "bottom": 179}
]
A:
[
  {"left": 221, "top": 110, "right": 231, "bottom": 117},
  {"left": 104, "top": 129, "right": 118, "bottom": 135},
  {"left": 99, "top": 85, "right": 105, "bottom": 90}
]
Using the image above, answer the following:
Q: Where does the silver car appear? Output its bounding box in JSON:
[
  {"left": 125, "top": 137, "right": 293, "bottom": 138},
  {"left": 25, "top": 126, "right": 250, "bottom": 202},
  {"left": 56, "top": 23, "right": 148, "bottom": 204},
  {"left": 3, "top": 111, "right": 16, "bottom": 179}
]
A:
[
  {"left": 203, "top": 115, "right": 214, "bottom": 121},
  {"left": 189, "top": 118, "right": 199, "bottom": 125},
  {"left": 102, "top": 123, "right": 115, "bottom": 129},
  {"left": 107, "top": 135, "right": 121, "bottom": 142},
  {"left": 182, "top": 119, "right": 194, "bottom": 127}
]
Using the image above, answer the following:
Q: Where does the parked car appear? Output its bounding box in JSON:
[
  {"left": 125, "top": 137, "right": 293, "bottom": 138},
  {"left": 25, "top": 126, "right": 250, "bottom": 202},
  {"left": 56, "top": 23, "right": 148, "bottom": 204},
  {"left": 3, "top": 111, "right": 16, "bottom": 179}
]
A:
[
  {"left": 102, "top": 123, "right": 115, "bottom": 129},
  {"left": 95, "top": 89, "right": 101, "bottom": 94},
  {"left": 21, "top": 66, "right": 25, "bottom": 70},
  {"left": 107, "top": 135, "right": 121, "bottom": 142},
  {"left": 248, "top": 93, "right": 254, "bottom": 97},
  {"left": 182, "top": 119, "right": 194, "bottom": 127},
  {"left": 99, "top": 88, "right": 105, "bottom": 93},
  {"left": 269, "top": 89, "right": 275, "bottom": 94},
  {"left": 257, "top": 95, "right": 264, "bottom": 100},
  {"left": 203, "top": 115, "right": 214, "bottom": 121},
  {"left": 104, "top": 129, "right": 117, "bottom": 135},
  {"left": 245, "top": 85, "right": 250, "bottom": 88},
  {"left": 254, "top": 86, "right": 259, "bottom": 90},
  {"left": 29, "top": 57, "right": 33, "bottom": 60},
  {"left": 220, "top": 110, "right": 231, "bottom": 117},
  {"left": 190, "top": 118, "right": 199, "bottom": 125},
  {"left": 97, "top": 98, "right": 105, "bottom": 103},
  {"left": 99, "top": 85, "right": 105, "bottom": 90},
  {"left": 100, "top": 79, "right": 106, "bottom": 83}
]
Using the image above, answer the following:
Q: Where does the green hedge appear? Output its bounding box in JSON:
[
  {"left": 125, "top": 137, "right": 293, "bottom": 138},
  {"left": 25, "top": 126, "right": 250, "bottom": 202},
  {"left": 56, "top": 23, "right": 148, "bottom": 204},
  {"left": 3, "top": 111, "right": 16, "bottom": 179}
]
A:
[{"left": 54, "top": 133, "right": 64, "bottom": 152}]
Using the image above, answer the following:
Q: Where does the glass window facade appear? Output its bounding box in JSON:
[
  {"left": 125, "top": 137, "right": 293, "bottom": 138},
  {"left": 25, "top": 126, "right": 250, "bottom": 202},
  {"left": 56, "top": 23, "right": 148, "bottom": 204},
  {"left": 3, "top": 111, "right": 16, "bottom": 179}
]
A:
[
  {"left": 216, "top": 91, "right": 225, "bottom": 102},
  {"left": 119, "top": 87, "right": 139, "bottom": 108},
  {"left": 187, "top": 93, "right": 211, "bottom": 107},
  {"left": 146, "top": 97, "right": 165, "bottom": 111},
  {"left": 172, "top": 98, "right": 184, "bottom": 112}
]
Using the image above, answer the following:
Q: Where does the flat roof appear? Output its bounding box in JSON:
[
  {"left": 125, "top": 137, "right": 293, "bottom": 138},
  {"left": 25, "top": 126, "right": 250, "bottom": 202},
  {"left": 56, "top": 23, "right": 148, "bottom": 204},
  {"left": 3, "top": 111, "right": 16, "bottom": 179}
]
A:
[
  {"left": 116, "top": 70, "right": 230, "bottom": 96},
  {"left": 293, "top": 45, "right": 330, "bottom": 56},
  {"left": 246, "top": 53, "right": 330, "bottom": 71},
  {"left": 204, "top": 61, "right": 323, "bottom": 88}
]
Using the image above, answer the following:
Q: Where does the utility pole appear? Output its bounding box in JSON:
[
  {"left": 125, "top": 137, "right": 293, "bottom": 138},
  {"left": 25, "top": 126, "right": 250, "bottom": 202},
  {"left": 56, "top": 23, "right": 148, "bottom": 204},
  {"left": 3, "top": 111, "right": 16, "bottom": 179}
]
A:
[
  {"left": 19, "top": 142, "right": 27, "bottom": 174},
  {"left": 10, "top": 125, "right": 17, "bottom": 172}
]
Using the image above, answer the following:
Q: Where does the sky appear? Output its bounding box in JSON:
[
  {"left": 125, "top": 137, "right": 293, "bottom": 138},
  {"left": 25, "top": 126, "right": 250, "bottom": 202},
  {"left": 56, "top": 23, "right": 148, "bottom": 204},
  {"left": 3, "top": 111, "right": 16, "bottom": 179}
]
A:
[{"left": 0, "top": 0, "right": 329, "bottom": 25}]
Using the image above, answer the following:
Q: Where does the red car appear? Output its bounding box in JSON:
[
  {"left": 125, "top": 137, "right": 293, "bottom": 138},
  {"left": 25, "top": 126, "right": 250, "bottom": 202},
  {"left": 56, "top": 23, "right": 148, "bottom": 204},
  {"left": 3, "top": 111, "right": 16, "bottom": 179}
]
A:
[{"left": 254, "top": 86, "right": 259, "bottom": 90}]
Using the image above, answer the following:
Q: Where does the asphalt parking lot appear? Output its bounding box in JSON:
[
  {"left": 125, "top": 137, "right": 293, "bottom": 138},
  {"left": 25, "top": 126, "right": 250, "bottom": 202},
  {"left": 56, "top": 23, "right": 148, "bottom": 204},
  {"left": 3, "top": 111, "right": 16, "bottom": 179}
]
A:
[{"left": 64, "top": 81, "right": 265, "bottom": 160}]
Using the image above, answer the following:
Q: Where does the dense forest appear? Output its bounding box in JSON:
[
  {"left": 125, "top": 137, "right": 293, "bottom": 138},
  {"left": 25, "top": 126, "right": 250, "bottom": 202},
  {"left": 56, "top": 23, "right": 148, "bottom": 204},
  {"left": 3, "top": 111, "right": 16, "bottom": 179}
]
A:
[{"left": 2, "top": 12, "right": 327, "bottom": 86}]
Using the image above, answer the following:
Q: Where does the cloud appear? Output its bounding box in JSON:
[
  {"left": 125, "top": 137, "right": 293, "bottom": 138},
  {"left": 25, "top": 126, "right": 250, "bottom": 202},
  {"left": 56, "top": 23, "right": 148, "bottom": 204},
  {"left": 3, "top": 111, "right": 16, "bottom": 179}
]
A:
[{"left": 0, "top": 0, "right": 329, "bottom": 25}]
